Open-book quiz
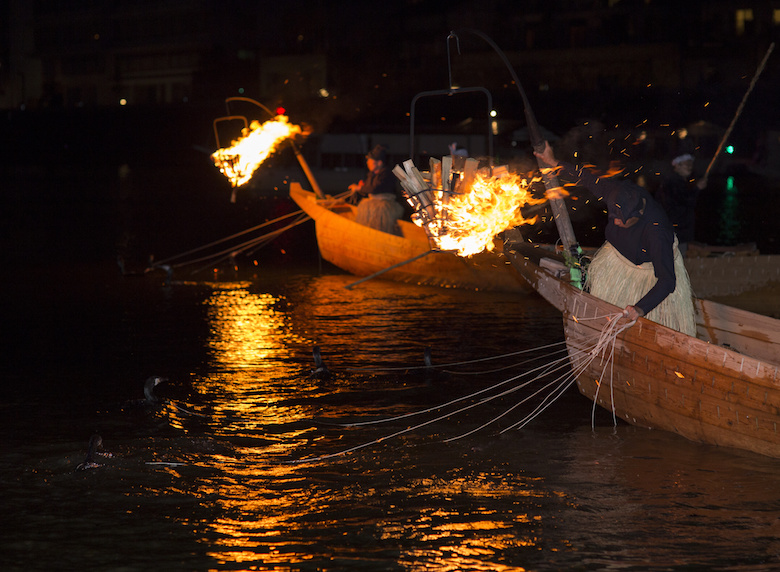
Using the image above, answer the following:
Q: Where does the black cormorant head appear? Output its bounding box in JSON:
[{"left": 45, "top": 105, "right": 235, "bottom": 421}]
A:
[{"left": 143, "top": 376, "right": 167, "bottom": 403}]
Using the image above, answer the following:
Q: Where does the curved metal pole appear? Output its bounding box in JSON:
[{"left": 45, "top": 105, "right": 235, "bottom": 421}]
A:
[
  {"left": 213, "top": 115, "right": 247, "bottom": 149},
  {"left": 449, "top": 29, "right": 577, "bottom": 251},
  {"left": 225, "top": 96, "right": 276, "bottom": 118},
  {"left": 409, "top": 87, "right": 493, "bottom": 165}
]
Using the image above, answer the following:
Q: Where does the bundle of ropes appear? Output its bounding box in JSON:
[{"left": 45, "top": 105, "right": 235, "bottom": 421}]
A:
[
  {"left": 290, "top": 309, "right": 635, "bottom": 464},
  {"left": 148, "top": 190, "right": 350, "bottom": 277}
]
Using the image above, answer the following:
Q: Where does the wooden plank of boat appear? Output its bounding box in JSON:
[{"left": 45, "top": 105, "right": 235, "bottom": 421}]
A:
[
  {"left": 506, "top": 242, "right": 780, "bottom": 458},
  {"left": 290, "top": 182, "right": 530, "bottom": 293}
]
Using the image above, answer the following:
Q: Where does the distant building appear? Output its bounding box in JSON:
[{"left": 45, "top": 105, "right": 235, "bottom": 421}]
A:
[
  {"left": 0, "top": 0, "right": 777, "bottom": 122},
  {"left": 1, "top": 0, "right": 262, "bottom": 109}
]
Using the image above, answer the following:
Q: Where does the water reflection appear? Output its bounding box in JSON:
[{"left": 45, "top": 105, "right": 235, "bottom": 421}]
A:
[
  {"left": 181, "top": 275, "right": 570, "bottom": 568},
  {"left": 197, "top": 281, "right": 318, "bottom": 436},
  {"left": 717, "top": 175, "right": 742, "bottom": 245},
  {"left": 6, "top": 266, "right": 778, "bottom": 570},
  {"left": 203, "top": 281, "right": 301, "bottom": 371},
  {"left": 160, "top": 272, "right": 780, "bottom": 569}
]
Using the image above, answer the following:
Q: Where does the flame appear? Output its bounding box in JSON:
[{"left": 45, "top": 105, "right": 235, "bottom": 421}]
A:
[
  {"left": 426, "top": 171, "right": 548, "bottom": 257},
  {"left": 211, "top": 115, "right": 302, "bottom": 187}
]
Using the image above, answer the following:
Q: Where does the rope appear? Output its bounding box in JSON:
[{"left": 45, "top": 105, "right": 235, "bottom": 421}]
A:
[
  {"left": 340, "top": 346, "right": 575, "bottom": 429},
  {"left": 289, "top": 311, "right": 637, "bottom": 464},
  {"left": 186, "top": 214, "right": 310, "bottom": 275},
  {"left": 586, "top": 313, "right": 636, "bottom": 427},
  {"left": 344, "top": 340, "right": 568, "bottom": 373},
  {"left": 153, "top": 209, "right": 308, "bottom": 267},
  {"left": 151, "top": 190, "right": 352, "bottom": 273}
]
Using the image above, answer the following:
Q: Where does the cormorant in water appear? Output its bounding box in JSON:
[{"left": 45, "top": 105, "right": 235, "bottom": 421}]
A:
[
  {"left": 75, "top": 434, "right": 112, "bottom": 471},
  {"left": 144, "top": 375, "right": 167, "bottom": 403},
  {"left": 143, "top": 375, "right": 208, "bottom": 417},
  {"left": 311, "top": 346, "right": 330, "bottom": 379}
]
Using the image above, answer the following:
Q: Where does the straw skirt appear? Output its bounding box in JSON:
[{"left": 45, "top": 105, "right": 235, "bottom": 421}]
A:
[
  {"left": 355, "top": 194, "right": 404, "bottom": 236},
  {"left": 585, "top": 240, "right": 696, "bottom": 336}
]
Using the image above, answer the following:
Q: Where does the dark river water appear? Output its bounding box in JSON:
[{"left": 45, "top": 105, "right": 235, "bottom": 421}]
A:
[{"left": 2, "top": 156, "right": 780, "bottom": 571}]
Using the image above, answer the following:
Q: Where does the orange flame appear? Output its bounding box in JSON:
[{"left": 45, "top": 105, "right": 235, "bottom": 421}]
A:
[
  {"left": 211, "top": 115, "right": 302, "bottom": 187},
  {"left": 427, "top": 171, "right": 547, "bottom": 257}
]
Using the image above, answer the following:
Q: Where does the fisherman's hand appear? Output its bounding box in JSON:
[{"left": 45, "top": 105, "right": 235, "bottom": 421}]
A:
[
  {"left": 533, "top": 141, "right": 558, "bottom": 168},
  {"left": 696, "top": 177, "right": 708, "bottom": 190},
  {"left": 622, "top": 305, "right": 645, "bottom": 321}
]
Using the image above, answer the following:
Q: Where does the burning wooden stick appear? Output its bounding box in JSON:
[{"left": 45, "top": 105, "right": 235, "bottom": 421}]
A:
[
  {"left": 394, "top": 156, "right": 546, "bottom": 257},
  {"left": 459, "top": 158, "right": 479, "bottom": 192},
  {"left": 429, "top": 157, "right": 442, "bottom": 190},
  {"left": 394, "top": 160, "right": 437, "bottom": 231}
]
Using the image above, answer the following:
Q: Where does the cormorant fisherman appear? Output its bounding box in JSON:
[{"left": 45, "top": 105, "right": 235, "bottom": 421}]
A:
[
  {"left": 535, "top": 141, "right": 695, "bottom": 336},
  {"left": 349, "top": 145, "right": 404, "bottom": 236}
]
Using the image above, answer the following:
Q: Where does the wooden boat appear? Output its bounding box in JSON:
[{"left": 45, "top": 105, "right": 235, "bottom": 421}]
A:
[
  {"left": 289, "top": 182, "right": 529, "bottom": 292},
  {"left": 684, "top": 242, "right": 780, "bottom": 298},
  {"left": 505, "top": 241, "right": 780, "bottom": 458}
]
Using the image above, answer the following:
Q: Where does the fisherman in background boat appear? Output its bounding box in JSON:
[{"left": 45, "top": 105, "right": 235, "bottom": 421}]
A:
[
  {"left": 448, "top": 141, "right": 469, "bottom": 170},
  {"left": 655, "top": 153, "right": 708, "bottom": 257},
  {"left": 349, "top": 145, "right": 404, "bottom": 236},
  {"left": 535, "top": 141, "right": 696, "bottom": 336}
]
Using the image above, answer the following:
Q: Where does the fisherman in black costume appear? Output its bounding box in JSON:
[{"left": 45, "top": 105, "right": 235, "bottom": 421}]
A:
[{"left": 535, "top": 141, "right": 695, "bottom": 335}]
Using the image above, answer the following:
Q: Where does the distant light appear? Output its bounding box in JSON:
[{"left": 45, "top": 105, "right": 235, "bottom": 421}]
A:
[
  {"left": 704, "top": 101, "right": 710, "bottom": 107},
  {"left": 238, "top": 87, "right": 245, "bottom": 94},
  {"left": 119, "top": 98, "right": 127, "bottom": 106},
  {"left": 726, "top": 145, "right": 735, "bottom": 154},
  {"left": 490, "top": 109, "right": 497, "bottom": 118},
  {"left": 318, "top": 88, "right": 330, "bottom": 98},
  {"left": 276, "top": 106, "right": 286, "bottom": 115}
]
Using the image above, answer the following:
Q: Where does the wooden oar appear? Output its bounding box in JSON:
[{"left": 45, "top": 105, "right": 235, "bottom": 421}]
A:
[
  {"left": 704, "top": 42, "right": 774, "bottom": 179},
  {"left": 344, "top": 250, "right": 435, "bottom": 289}
]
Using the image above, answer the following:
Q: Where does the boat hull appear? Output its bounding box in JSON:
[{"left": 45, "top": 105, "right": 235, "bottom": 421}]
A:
[
  {"left": 507, "top": 243, "right": 780, "bottom": 458},
  {"left": 290, "top": 183, "right": 529, "bottom": 292}
]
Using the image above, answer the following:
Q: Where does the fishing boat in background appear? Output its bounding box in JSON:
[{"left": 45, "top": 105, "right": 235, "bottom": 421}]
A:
[
  {"left": 684, "top": 244, "right": 780, "bottom": 316},
  {"left": 290, "top": 182, "right": 529, "bottom": 292},
  {"left": 504, "top": 240, "right": 780, "bottom": 458}
]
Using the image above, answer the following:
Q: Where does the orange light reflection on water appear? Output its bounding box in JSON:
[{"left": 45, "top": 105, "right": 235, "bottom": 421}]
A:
[
  {"left": 190, "top": 282, "right": 328, "bottom": 565},
  {"left": 386, "top": 475, "right": 545, "bottom": 571},
  {"left": 194, "top": 283, "right": 319, "bottom": 430},
  {"left": 202, "top": 283, "right": 298, "bottom": 371},
  {"left": 186, "top": 281, "right": 553, "bottom": 570}
]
